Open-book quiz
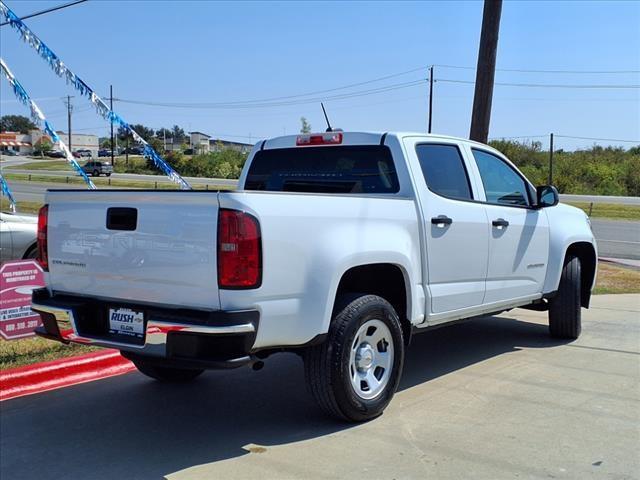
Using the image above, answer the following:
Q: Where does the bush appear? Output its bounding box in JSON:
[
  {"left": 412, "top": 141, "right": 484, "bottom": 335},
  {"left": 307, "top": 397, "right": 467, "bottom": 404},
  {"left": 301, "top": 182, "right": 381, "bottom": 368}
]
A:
[{"left": 488, "top": 140, "right": 640, "bottom": 196}]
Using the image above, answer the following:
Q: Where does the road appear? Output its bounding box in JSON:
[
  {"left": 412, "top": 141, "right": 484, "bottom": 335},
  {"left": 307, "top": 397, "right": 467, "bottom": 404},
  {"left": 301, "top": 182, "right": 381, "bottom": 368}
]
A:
[
  {"left": 1, "top": 294, "right": 638, "bottom": 479},
  {"left": 560, "top": 194, "right": 640, "bottom": 206},
  {"left": 591, "top": 219, "right": 640, "bottom": 260}
]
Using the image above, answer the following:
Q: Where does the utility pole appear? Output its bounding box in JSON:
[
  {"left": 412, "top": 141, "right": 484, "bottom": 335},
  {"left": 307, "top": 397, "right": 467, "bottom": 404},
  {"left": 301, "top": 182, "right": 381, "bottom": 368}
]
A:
[
  {"left": 64, "top": 95, "right": 74, "bottom": 153},
  {"left": 548, "top": 133, "right": 554, "bottom": 185},
  {"left": 469, "top": 0, "right": 503, "bottom": 143},
  {"left": 110, "top": 85, "right": 114, "bottom": 166},
  {"left": 428, "top": 65, "right": 434, "bottom": 133}
]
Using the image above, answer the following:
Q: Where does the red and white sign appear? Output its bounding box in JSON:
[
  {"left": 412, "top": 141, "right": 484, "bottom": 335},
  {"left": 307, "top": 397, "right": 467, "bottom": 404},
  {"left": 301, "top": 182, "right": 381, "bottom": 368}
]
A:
[{"left": 0, "top": 260, "right": 45, "bottom": 340}]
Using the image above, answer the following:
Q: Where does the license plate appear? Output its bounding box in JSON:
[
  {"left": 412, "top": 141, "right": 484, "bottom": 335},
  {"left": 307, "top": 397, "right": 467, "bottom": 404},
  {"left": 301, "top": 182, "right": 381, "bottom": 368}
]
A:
[{"left": 108, "top": 307, "right": 145, "bottom": 339}]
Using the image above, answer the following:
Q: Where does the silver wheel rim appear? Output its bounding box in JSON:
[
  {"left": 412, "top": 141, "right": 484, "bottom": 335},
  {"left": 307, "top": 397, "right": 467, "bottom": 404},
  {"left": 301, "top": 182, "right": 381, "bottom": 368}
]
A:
[{"left": 348, "top": 319, "right": 394, "bottom": 400}]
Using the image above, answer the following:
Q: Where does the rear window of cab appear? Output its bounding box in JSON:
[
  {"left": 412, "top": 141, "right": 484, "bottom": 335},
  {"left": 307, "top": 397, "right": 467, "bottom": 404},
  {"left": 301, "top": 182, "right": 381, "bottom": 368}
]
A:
[{"left": 244, "top": 145, "right": 400, "bottom": 194}]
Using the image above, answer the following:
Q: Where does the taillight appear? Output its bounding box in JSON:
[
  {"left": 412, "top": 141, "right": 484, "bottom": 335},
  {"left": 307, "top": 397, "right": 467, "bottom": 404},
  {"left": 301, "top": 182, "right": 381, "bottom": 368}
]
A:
[
  {"left": 218, "top": 209, "right": 261, "bottom": 289},
  {"left": 37, "top": 204, "right": 49, "bottom": 271},
  {"left": 296, "top": 132, "right": 343, "bottom": 146}
]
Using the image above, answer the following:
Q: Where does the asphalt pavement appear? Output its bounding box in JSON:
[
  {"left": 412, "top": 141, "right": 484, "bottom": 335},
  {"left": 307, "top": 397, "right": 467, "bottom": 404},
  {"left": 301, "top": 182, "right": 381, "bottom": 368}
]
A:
[
  {"left": 1, "top": 294, "right": 638, "bottom": 480},
  {"left": 591, "top": 218, "right": 640, "bottom": 260}
]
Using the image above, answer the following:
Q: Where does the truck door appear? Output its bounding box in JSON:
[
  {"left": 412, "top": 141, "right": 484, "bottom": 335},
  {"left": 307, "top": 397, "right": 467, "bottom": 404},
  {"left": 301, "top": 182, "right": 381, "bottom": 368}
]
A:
[
  {"left": 406, "top": 140, "right": 490, "bottom": 316},
  {"left": 468, "top": 148, "right": 549, "bottom": 303}
]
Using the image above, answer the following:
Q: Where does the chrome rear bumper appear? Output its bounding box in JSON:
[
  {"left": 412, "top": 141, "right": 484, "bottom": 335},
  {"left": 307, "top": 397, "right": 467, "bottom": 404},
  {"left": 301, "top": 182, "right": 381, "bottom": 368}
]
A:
[{"left": 32, "top": 289, "right": 259, "bottom": 368}]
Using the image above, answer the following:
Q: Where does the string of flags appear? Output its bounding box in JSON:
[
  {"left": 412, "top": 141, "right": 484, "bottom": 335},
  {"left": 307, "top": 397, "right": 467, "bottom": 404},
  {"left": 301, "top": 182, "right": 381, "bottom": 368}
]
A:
[
  {"left": 0, "top": 172, "right": 17, "bottom": 212},
  {"left": 0, "top": 57, "right": 97, "bottom": 190},
  {"left": 0, "top": 0, "right": 192, "bottom": 190}
]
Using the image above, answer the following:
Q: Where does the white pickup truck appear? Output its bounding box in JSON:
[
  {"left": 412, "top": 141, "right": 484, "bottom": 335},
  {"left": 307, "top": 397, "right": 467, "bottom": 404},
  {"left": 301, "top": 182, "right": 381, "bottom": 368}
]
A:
[{"left": 32, "top": 131, "right": 597, "bottom": 421}]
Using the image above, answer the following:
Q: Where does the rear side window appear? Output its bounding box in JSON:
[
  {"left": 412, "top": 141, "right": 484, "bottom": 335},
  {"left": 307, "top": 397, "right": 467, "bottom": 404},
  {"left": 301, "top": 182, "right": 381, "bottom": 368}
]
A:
[
  {"left": 415, "top": 144, "right": 473, "bottom": 200},
  {"left": 245, "top": 146, "right": 399, "bottom": 194}
]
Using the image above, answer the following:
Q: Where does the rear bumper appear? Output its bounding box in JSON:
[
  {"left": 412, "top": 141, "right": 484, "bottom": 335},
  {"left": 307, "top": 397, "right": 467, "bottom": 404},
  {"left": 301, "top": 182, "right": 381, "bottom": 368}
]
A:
[{"left": 31, "top": 288, "right": 259, "bottom": 369}]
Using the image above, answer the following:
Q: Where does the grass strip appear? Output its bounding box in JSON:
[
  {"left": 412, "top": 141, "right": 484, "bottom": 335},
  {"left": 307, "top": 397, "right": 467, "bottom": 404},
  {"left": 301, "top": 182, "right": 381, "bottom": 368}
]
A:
[
  {"left": 2, "top": 173, "right": 234, "bottom": 191},
  {"left": 565, "top": 202, "right": 640, "bottom": 221}
]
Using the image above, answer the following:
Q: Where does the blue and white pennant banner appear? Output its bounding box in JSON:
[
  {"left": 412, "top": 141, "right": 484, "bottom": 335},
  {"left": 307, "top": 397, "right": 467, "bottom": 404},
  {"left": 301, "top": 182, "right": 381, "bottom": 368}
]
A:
[
  {"left": 0, "top": 57, "right": 97, "bottom": 189},
  {"left": 0, "top": 1, "right": 192, "bottom": 190},
  {"left": 0, "top": 172, "right": 17, "bottom": 212}
]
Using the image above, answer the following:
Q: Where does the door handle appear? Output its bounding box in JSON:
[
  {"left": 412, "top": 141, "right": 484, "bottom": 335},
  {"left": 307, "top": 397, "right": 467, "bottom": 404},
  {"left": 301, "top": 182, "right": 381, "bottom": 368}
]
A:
[
  {"left": 492, "top": 218, "right": 509, "bottom": 228},
  {"left": 431, "top": 215, "right": 453, "bottom": 226}
]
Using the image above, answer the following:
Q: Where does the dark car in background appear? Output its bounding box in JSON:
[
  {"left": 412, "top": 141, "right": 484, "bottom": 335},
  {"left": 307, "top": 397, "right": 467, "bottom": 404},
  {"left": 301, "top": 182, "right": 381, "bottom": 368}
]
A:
[
  {"left": 81, "top": 160, "right": 113, "bottom": 177},
  {"left": 75, "top": 149, "right": 92, "bottom": 158},
  {"left": 122, "top": 146, "right": 144, "bottom": 155}
]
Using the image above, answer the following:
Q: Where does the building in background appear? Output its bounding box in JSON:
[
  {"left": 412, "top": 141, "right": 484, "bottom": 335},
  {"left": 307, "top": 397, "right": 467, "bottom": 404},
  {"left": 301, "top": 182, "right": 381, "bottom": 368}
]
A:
[
  {"left": 209, "top": 138, "right": 253, "bottom": 154},
  {"left": 48, "top": 131, "right": 99, "bottom": 157},
  {"left": 0, "top": 130, "right": 98, "bottom": 156},
  {"left": 0, "top": 132, "right": 32, "bottom": 154},
  {"left": 188, "top": 131, "right": 210, "bottom": 154}
]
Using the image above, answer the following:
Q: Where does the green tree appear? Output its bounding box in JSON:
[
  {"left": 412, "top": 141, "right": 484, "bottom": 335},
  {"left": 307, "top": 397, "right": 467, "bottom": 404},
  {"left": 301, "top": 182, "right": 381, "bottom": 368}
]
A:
[
  {"left": 155, "top": 128, "right": 172, "bottom": 141},
  {"left": 171, "top": 125, "right": 187, "bottom": 144},
  {"left": 32, "top": 138, "right": 52, "bottom": 157},
  {"left": 300, "top": 117, "right": 311, "bottom": 134},
  {"left": 0, "top": 115, "right": 37, "bottom": 133}
]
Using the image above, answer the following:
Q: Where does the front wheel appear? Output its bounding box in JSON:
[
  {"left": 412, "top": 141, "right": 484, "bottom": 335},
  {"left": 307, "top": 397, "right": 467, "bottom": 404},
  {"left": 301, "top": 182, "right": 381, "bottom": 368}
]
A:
[
  {"left": 92, "top": 170, "right": 100, "bottom": 177},
  {"left": 133, "top": 360, "right": 204, "bottom": 383},
  {"left": 548, "top": 255, "right": 582, "bottom": 339},
  {"left": 304, "top": 294, "right": 405, "bottom": 422}
]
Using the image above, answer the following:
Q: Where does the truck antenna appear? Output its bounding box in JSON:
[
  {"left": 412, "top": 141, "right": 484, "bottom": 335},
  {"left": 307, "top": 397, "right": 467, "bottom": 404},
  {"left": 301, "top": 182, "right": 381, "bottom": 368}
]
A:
[{"left": 321, "top": 102, "right": 333, "bottom": 132}]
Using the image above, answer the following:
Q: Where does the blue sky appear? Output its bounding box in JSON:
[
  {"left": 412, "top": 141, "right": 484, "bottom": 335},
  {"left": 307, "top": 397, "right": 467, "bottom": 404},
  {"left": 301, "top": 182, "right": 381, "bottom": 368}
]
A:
[{"left": 1, "top": 0, "right": 639, "bottom": 150}]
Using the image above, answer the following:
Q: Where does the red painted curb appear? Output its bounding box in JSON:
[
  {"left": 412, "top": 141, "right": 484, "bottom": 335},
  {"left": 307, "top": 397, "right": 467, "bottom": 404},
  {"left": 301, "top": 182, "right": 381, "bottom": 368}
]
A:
[{"left": 0, "top": 349, "right": 135, "bottom": 401}]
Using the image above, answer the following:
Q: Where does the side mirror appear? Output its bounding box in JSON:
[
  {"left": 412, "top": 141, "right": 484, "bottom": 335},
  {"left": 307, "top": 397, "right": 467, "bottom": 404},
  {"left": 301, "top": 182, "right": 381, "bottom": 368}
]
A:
[{"left": 536, "top": 185, "right": 559, "bottom": 208}]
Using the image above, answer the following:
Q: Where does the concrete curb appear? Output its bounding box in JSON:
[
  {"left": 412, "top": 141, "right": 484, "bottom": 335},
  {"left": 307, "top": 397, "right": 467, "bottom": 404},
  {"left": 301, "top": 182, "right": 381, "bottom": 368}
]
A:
[{"left": 0, "top": 350, "right": 135, "bottom": 401}]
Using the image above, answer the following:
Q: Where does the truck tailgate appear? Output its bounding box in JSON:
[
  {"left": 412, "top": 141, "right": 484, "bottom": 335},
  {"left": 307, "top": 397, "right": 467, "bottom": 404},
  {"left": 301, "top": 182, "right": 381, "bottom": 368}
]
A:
[{"left": 45, "top": 190, "right": 221, "bottom": 310}]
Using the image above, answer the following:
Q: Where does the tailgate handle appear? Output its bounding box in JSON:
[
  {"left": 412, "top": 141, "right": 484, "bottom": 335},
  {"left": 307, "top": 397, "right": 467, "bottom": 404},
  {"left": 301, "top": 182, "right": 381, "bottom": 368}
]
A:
[{"left": 106, "top": 207, "right": 138, "bottom": 231}]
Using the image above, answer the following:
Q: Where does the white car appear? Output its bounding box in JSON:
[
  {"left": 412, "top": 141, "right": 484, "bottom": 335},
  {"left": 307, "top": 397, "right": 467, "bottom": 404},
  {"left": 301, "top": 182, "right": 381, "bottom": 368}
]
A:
[
  {"left": 31, "top": 131, "right": 597, "bottom": 421},
  {"left": 0, "top": 211, "right": 38, "bottom": 263}
]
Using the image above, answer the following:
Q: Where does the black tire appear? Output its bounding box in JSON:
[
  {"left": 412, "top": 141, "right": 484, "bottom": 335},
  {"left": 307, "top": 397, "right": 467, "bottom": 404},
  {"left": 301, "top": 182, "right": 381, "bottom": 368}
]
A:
[
  {"left": 92, "top": 170, "right": 99, "bottom": 177},
  {"left": 304, "top": 294, "right": 405, "bottom": 422},
  {"left": 106, "top": 173, "right": 111, "bottom": 177},
  {"left": 548, "top": 255, "right": 582, "bottom": 339},
  {"left": 133, "top": 360, "right": 204, "bottom": 383},
  {"left": 23, "top": 243, "right": 38, "bottom": 259}
]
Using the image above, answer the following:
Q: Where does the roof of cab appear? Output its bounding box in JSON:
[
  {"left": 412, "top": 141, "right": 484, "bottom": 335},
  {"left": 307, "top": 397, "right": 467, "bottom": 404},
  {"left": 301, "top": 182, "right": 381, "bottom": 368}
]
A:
[{"left": 260, "top": 131, "right": 499, "bottom": 153}]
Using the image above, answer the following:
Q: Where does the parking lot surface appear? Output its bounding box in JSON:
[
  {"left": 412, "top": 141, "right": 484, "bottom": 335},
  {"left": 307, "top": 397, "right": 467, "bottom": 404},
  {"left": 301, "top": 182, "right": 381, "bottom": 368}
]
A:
[{"left": 1, "top": 294, "right": 638, "bottom": 479}]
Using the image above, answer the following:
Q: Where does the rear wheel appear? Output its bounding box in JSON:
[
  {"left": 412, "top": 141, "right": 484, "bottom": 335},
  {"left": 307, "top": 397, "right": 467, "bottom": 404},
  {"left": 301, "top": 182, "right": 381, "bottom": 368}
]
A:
[
  {"left": 548, "top": 255, "right": 582, "bottom": 339},
  {"left": 133, "top": 360, "right": 204, "bottom": 383},
  {"left": 304, "top": 294, "right": 405, "bottom": 422}
]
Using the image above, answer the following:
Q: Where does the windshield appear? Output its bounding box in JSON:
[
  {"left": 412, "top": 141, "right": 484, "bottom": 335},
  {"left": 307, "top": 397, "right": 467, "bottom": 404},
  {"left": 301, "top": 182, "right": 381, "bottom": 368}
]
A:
[{"left": 245, "top": 145, "right": 399, "bottom": 194}]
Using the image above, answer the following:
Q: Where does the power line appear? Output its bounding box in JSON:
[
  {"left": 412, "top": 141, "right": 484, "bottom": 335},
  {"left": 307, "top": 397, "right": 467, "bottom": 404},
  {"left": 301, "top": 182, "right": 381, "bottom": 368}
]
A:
[
  {"left": 435, "top": 64, "right": 640, "bottom": 74},
  {"left": 114, "top": 79, "right": 427, "bottom": 109},
  {"left": 490, "top": 134, "right": 639, "bottom": 143},
  {"left": 437, "top": 79, "right": 640, "bottom": 89},
  {"left": 0, "top": 0, "right": 88, "bottom": 27},
  {"left": 192, "top": 66, "right": 428, "bottom": 106},
  {"left": 555, "top": 134, "right": 640, "bottom": 143}
]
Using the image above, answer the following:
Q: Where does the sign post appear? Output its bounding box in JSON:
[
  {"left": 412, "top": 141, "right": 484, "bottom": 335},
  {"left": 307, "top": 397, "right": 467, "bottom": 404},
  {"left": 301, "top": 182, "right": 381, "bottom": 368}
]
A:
[{"left": 0, "top": 260, "right": 45, "bottom": 340}]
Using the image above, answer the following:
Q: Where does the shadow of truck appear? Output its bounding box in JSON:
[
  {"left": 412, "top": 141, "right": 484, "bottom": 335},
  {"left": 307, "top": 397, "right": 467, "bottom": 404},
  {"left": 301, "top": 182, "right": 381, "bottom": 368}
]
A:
[{"left": 1, "top": 314, "right": 568, "bottom": 480}]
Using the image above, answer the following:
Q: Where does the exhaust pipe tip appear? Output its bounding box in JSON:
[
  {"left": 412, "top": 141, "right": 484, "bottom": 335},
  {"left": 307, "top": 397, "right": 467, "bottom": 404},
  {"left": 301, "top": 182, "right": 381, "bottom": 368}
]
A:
[{"left": 251, "top": 360, "right": 264, "bottom": 371}]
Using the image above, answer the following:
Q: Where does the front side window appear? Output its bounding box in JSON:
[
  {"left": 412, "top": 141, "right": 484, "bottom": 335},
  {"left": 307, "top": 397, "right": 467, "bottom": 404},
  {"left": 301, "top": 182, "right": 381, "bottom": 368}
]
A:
[
  {"left": 472, "top": 149, "right": 530, "bottom": 206},
  {"left": 415, "top": 144, "right": 472, "bottom": 200}
]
